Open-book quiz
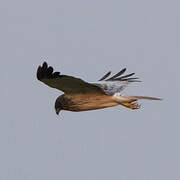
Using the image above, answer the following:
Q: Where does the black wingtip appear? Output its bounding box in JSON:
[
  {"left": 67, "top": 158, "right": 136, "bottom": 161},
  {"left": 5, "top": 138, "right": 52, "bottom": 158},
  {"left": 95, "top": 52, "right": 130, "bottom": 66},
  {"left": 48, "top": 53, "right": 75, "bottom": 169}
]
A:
[
  {"left": 42, "top": 61, "right": 48, "bottom": 69},
  {"left": 99, "top": 71, "right": 111, "bottom": 81},
  {"left": 107, "top": 68, "right": 127, "bottom": 80},
  {"left": 37, "top": 66, "right": 42, "bottom": 80},
  {"left": 98, "top": 68, "right": 140, "bottom": 82},
  {"left": 37, "top": 62, "right": 61, "bottom": 81}
]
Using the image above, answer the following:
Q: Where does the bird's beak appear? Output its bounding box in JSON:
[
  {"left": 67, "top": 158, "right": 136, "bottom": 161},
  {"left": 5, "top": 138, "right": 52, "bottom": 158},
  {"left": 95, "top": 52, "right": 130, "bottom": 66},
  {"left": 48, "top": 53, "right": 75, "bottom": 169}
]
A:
[{"left": 56, "top": 109, "right": 61, "bottom": 115}]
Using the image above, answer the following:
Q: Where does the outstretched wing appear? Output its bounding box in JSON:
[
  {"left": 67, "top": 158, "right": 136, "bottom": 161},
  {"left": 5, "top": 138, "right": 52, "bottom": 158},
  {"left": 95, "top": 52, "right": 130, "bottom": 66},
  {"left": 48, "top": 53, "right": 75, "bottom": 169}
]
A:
[
  {"left": 92, "top": 69, "right": 140, "bottom": 95},
  {"left": 37, "top": 62, "right": 104, "bottom": 94}
]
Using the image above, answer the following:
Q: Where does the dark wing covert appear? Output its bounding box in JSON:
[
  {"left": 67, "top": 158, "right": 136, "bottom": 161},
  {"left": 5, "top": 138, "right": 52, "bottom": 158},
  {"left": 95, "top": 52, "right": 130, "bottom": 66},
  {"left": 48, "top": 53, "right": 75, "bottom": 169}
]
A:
[{"left": 37, "top": 62, "right": 105, "bottom": 94}]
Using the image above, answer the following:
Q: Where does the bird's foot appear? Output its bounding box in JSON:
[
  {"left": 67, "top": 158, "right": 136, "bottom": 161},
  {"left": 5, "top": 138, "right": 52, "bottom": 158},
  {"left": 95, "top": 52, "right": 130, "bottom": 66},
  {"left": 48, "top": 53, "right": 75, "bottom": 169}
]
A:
[{"left": 121, "top": 102, "right": 141, "bottom": 110}]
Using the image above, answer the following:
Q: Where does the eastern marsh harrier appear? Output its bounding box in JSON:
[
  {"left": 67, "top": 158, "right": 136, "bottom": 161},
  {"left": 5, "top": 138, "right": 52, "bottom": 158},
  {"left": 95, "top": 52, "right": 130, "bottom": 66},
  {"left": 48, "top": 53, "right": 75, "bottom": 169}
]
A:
[{"left": 37, "top": 62, "right": 161, "bottom": 115}]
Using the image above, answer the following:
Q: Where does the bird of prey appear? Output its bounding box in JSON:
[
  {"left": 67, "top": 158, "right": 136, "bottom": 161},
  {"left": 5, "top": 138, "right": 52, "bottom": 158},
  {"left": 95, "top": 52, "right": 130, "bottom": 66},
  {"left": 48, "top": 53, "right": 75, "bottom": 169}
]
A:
[{"left": 37, "top": 62, "right": 162, "bottom": 115}]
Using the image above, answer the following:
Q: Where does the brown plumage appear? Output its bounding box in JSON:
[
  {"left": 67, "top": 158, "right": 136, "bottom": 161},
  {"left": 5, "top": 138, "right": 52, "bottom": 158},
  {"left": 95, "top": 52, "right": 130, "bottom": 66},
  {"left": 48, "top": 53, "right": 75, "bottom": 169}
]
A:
[{"left": 37, "top": 62, "right": 162, "bottom": 115}]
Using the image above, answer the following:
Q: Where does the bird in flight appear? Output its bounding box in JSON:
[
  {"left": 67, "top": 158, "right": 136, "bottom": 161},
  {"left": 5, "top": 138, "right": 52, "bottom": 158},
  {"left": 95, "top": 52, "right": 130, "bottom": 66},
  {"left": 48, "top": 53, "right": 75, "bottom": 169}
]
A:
[{"left": 37, "top": 62, "right": 162, "bottom": 115}]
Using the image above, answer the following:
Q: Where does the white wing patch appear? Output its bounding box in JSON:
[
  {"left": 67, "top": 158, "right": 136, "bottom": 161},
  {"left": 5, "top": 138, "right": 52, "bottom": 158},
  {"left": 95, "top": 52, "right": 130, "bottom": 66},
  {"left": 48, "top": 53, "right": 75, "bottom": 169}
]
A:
[
  {"left": 92, "top": 81, "right": 130, "bottom": 95},
  {"left": 92, "top": 68, "right": 140, "bottom": 95}
]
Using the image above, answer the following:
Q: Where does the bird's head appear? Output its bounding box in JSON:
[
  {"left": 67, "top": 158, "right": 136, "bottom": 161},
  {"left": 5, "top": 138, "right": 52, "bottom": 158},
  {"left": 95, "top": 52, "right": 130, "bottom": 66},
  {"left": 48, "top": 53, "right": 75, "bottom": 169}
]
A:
[{"left": 54, "top": 95, "right": 65, "bottom": 115}]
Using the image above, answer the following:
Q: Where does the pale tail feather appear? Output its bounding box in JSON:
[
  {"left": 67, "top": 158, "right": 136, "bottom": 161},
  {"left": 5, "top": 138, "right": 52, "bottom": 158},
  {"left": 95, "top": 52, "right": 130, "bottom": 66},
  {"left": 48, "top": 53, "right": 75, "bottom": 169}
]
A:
[
  {"left": 113, "top": 94, "right": 162, "bottom": 103},
  {"left": 113, "top": 94, "right": 162, "bottom": 110},
  {"left": 128, "top": 96, "right": 162, "bottom": 101}
]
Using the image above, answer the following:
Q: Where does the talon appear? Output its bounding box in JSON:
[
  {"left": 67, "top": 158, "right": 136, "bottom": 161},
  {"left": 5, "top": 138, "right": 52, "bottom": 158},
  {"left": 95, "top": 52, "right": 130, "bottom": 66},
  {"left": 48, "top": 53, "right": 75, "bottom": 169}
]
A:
[
  {"left": 121, "top": 101, "right": 141, "bottom": 110},
  {"left": 131, "top": 102, "right": 141, "bottom": 109}
]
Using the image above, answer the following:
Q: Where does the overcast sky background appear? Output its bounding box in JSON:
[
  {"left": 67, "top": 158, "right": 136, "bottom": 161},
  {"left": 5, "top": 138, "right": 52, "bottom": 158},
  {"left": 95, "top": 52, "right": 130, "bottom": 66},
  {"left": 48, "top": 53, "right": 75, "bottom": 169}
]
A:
[{"left": 1, "top": 0, "right": 180, "bottom": 179}]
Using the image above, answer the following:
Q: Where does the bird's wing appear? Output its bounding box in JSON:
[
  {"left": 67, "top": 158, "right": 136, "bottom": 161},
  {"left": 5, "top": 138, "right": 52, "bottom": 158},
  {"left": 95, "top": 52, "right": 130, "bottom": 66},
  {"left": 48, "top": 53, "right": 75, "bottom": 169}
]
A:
[
  {"left": 92, "top": 69, "right": 140, "bottom": 95},
  {"left": 37, "top": 62, "right": 105, "bottom": 94}
]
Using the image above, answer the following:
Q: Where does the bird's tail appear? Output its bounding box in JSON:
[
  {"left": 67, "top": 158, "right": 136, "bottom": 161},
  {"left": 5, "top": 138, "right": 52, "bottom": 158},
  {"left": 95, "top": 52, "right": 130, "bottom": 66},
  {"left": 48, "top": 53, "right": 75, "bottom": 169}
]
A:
[
  {"left": 114, "top": 95, "right": 162, "bottom": 109},
  {"left": 113, "top": 94, "right": 162, "bottom": 103},
  {"left": 128, "top": 96, "right": 162, "bottom": 101}
]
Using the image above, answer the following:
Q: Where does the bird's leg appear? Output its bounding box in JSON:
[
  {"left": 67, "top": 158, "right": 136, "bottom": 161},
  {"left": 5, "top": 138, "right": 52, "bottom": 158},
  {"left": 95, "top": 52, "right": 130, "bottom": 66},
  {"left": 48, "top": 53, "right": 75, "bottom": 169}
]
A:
[{"left": 120, "top": 101, "right": 141, "bottom": 110}]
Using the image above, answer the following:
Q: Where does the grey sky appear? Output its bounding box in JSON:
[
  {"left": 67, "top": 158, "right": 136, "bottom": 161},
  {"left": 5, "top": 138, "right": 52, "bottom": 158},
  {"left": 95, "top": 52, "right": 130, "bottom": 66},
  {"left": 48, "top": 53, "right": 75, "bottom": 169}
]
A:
[{"left": 1, "top": 0, "right": 180, "bottom": 179}]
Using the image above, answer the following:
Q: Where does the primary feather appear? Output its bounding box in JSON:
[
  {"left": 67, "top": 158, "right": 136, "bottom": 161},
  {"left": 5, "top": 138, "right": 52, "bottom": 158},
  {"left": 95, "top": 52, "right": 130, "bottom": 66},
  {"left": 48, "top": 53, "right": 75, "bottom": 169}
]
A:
[{"left": 92, "top": 69, "right": 140, "bottom": 95}]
